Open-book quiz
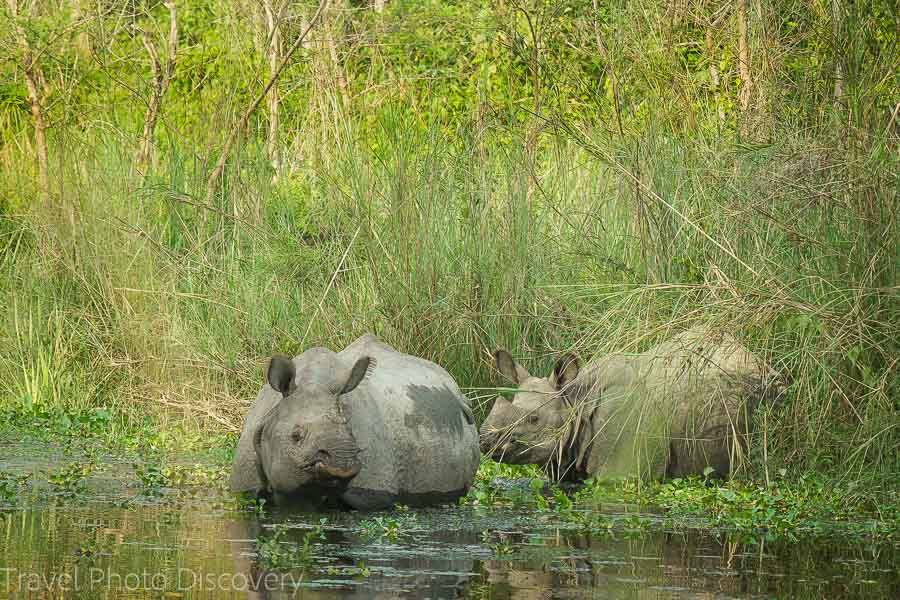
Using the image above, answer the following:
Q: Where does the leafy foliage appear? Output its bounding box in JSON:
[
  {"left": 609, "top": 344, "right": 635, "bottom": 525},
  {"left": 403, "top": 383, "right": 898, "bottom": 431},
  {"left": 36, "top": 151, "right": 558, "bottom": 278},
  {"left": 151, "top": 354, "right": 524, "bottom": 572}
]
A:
[{"left": 0, "top": 0, "right": 896, "bottom": 483}]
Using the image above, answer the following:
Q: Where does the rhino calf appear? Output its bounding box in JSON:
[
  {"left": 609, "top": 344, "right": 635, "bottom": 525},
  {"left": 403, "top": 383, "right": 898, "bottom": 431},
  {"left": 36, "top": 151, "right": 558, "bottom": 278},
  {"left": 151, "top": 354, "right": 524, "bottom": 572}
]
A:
[
  {"left": 230, "top": 334, "right": 480, "bottom": 510},
  {"left": 480, "top": 327, "right": 783, "bottom": 481}
]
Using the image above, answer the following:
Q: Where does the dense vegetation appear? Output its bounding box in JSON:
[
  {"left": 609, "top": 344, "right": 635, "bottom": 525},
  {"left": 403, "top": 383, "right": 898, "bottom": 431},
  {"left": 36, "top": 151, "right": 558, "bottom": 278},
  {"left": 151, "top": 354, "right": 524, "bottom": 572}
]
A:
[{"left": 1, "top": 0, "right": 897, "bottom": 487}]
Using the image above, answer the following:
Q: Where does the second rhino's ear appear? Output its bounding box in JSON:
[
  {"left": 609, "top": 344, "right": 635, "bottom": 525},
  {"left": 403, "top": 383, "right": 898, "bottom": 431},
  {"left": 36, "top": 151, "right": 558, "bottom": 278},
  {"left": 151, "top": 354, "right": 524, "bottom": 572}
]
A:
[
  {"left": 341, "top": 356, "right": 372, "bottom": 395},
  {"left": 494, "top": 349, "right": 531, "bottom": 384},
  {"left": 267, "top": 355, "right": 296, "bottom": 396},
  {"left": 551, "top": 354, "right": 580, "bottom": 390}
]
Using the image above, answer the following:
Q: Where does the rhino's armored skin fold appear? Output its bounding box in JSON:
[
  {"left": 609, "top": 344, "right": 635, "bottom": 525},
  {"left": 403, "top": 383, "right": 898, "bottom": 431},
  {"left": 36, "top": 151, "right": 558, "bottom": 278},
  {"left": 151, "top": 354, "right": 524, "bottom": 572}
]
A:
[
  {"left": 480, "top": 327, "right": 786, "bottom": 482},
  {"left": 230, "top": 334, "right": 480, "bottom": 510}
]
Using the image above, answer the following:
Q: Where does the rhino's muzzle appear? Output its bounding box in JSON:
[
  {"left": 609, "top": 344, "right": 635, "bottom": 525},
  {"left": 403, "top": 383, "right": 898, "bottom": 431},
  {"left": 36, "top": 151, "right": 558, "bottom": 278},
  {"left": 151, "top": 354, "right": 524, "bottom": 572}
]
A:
[
  {"left": 312, "top": 460, "right": 361, "bottom": 481},
  {"left": 480, "top": 428, "right": 512, "bottom": 460},
  {"left": 479, "top": 429, "right": 497, "bottom": 453},
  {"left": 304, "top": 449, "right": 361, "bottom": 482},
  {"left": 488, "top": 443, "right": 517, "bottom": 461},
  {"left": 479, "top": 436, "right": 503, "bottom": 455}
]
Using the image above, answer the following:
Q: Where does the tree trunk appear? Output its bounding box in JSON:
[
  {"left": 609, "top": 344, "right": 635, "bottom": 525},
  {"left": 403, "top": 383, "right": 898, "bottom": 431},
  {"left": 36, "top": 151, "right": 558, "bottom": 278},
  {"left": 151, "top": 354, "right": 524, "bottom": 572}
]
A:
[
  {"left": 71, "top": 0, "right": 91, "bottom": 58},
  {"left": 137, "top": 0, "right": 178, "bottom": 167},
  {"left": 263, "top": 0, "right": 283, "bottom": 176},
  {"left": 591, "top": 0, "right": 623, "bottom": 137},
  {"left": 737, "top": 0, "right": 752, "bottom": 115},
  {"left": 7, "top": 0, "right": 50, "bottom": 206},
  {"left": 705, "top": 28, "right": 726, "bottom": 125},
  {"left": 752, "top": 0, "right": 774, "bottom": 140},
  {"left": 831, "top": 0, "right": 844, "bottom": 108},
  {"left": 325, "top": 1, "right": 350, "bottom": 114}
]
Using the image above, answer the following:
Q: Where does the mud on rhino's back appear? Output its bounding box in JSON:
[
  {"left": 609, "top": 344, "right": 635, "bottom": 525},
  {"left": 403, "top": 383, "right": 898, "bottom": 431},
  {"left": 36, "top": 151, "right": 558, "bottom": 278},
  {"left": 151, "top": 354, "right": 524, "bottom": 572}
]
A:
[{"left": 336, "top": 335, "right": 480, "bottom": 508}]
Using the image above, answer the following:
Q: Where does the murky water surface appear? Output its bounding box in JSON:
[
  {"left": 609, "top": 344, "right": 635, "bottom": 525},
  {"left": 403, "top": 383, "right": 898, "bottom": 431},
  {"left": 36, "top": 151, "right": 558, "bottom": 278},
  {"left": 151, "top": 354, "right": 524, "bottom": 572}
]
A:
[{"left": 1, "top": 438, "right": 896, "bottom": 599}]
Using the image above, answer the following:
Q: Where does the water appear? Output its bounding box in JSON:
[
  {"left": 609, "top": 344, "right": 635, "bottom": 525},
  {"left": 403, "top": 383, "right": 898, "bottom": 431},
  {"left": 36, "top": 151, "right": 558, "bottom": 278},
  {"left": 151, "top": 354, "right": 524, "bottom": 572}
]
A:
[{"left": 1, "top": 439, "right": 896, "bottom": 599}]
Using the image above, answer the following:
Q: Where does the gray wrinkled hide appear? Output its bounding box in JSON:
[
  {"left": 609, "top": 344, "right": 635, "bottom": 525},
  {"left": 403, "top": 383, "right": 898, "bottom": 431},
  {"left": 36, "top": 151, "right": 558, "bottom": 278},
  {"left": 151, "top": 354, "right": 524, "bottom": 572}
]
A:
[
  {"left": 572, "top": 328, "right": 774, "bottom": 479},
  {"left": 230, "top": 334, "right": 480, "bottom": 509},
  {"left": 482, "top": 327, "right": 783, "bottom": 481}
]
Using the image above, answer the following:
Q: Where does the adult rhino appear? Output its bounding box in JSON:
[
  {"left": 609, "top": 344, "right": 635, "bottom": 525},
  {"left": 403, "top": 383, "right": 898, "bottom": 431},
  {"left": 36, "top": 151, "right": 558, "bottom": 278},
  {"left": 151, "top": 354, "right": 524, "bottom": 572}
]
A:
[
  {"left": 480, "top": 327, "right": 783, "bottom": 481},
  {"left": 230, "top": 334, "right": 480, "bottom": 509}
]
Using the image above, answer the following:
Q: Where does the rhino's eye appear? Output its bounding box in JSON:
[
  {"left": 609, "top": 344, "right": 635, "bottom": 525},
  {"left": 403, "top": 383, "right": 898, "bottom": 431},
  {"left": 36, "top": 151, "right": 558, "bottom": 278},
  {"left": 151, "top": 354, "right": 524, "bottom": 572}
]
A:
[
  {"left": 291, "top": 426, "right": 306, "bottom": 444},
  {"left": 526, "top": 414, "right": 540, "bottom": 425}
]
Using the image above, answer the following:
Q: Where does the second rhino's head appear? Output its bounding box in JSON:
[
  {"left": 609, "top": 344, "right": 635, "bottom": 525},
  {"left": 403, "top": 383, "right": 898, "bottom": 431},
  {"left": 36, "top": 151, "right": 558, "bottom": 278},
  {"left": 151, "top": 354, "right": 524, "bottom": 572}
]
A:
[
  {"left": 255, "top": 349, "right": 372, "bottom": 498},
  {"left": 479, "top": 350, "right": 580, "bottom": 466}
]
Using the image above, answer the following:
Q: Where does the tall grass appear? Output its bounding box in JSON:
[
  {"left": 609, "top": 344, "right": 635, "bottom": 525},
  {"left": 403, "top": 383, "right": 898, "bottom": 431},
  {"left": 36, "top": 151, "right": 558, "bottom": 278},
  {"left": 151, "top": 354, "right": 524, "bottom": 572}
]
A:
[{"left": 0, "top": 111, "right": 897, "bottom": 480}]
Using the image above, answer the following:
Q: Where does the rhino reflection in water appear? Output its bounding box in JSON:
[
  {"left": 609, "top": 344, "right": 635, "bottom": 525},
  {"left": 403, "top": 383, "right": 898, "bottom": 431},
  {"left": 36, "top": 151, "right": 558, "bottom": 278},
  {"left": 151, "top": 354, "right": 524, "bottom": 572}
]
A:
[
  {"left": 225, "top": 518, "right": 475, "bottom": 600},
  {"left": 230, "top": 334, "right": 480, "bottom": 510},
  {"left": 482, "top": 532, "right": 751, "bottom": 599},
  {"left": 480, "top": 327, "right": 785, "bottom": 481}
]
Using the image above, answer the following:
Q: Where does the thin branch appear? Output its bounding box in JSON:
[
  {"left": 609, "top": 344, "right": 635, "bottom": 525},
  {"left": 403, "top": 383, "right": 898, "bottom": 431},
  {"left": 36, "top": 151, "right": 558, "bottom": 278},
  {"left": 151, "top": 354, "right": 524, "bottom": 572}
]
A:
[
  {"left": 137, "top": 0, "right": 178, "bottom": 166},
  {"left": 205, "top": 0, "right": 328, "bottom": 204}
]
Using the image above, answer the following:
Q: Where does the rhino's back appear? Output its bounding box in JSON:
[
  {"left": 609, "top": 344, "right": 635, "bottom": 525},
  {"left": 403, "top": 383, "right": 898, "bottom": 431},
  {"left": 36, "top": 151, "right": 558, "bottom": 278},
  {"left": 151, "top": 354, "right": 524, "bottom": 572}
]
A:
[
  {"left": 641, "top": 327, "right": 767, "bottom": 429},
  {"left": 577, "top": 328, "right": 770, "bottom": 479},
  {"left": 337, "top": 335, "right": 479, "bottom": 508}
]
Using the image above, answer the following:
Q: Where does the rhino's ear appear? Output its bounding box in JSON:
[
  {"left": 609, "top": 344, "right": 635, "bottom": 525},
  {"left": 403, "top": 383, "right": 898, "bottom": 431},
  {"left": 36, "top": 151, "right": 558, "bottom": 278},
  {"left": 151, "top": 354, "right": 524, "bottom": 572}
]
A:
[
  {"left": 341, "top": 356, "right": 372, "bottom": 395},
  {"left": 267, "top": 355, "right": 296, "bottom": 396},
  {"left": 495, "top": 349, "right": 530, "bottom": 384},
  {"left": 551, "top": 354, "right": 580, "bottom": 390}
]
